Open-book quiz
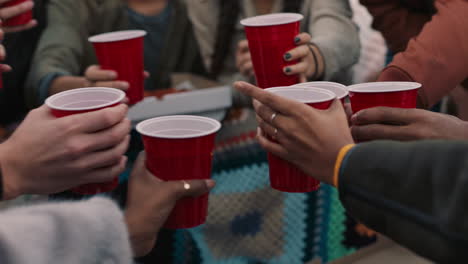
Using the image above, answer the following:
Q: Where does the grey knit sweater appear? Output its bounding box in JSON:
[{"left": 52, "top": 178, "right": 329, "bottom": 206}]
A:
[{"left": 0, "top": 197, "right": 133, "bottom": 264}]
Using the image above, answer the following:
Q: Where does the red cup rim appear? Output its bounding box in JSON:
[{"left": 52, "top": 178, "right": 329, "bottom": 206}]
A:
[
  {"left": 45, "top": 87, "right": 125, "bottom": 111},
  {"left": 265, "top": 86, "right": 336, "bottom": 104},
  {"left": 348, "top": 82, "right": 421, "bottom": 93},
  {"left": 293, "top": 82, "right": 348, "bottom": 99},
  {"left": 240, "top": 13, "right": 303, "bottom": 27},
  {"left": 88, "top": 30, "right": 147, "bottom": 43},
  {"left": 136, "top": 115, "right": 222, "bottom": 139}
]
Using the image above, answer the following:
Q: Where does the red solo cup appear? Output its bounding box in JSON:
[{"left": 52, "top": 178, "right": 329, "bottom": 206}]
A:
[
  {"left": 2, "top": 0, "right": 33, "bottom": 27},
  {"left": 241, "top": 13, "right": 303, "bottom": 88},
  {"left": 45, "top": 87, "right": 125, "bottom": 195},
  {"left": 136, "top": 115, "right": 221, "bottom": 229},
  {"left": 89, "top": 30, "right": 146, "bottom": 105},
  {"left": 294, "top": 82, "right": 348, "bottom": 104},
  {"left": 348, "top": 82, "right": 421, "bottom": 113},
  {"left": 265, "top": 87, "right": 336, "bottom": 192}
]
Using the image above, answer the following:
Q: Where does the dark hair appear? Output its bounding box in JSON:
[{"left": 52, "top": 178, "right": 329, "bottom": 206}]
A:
[{"left": 210, "top": 0, "right": 303, "bottom": 79}]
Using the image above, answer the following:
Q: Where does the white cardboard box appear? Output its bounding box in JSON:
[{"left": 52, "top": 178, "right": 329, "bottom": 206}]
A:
[{"left": 128, "top": 73, "right": 232, "bottom": 122}]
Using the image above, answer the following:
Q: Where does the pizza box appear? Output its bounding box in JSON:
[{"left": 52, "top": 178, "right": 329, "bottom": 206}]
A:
[{"left": 128, "top": 73, "right": 232, "bottom": 122}]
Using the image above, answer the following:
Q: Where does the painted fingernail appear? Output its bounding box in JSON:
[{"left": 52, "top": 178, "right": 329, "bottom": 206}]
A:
[
  {"left": 284, "top": 67, "right": 292, "bottom": 73},
  {"left": 284, "top": 53, "right": 292, "bottom": 61},
  {"left": 294, "top": 37, "right": 301, "bottom": 44}
]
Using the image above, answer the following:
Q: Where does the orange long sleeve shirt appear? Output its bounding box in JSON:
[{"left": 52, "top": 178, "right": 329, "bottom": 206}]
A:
[{"left": 361, "top": 0, "right": 468, "bottom": 109}]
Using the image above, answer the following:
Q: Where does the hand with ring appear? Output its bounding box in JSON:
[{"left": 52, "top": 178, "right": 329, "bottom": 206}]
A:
[
  {"left": 124, "top": 152, "right": 215, "bottom": 257},
  {"left": 235, "top": 81, "right": 353, "bottom": 184}
]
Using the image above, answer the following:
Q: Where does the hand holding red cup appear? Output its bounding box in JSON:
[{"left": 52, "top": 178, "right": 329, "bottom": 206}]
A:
[
  {"left": 241, "top": 13, "right": 303, "bottom": 88},
  {"left": 89, "top": 30, "right": 146, "bottom": 105},
  {"left": 45, "top": 87, "right": 128, "bottom": 195},
  {"left": 137, "top": 115, "right": 221, "bottom": 229},
  {"left": 0, "top": 0, "right": 37, "bottom": 33},
  {"left": 262, "top": 86, "right": 336, "bottom": 192}
]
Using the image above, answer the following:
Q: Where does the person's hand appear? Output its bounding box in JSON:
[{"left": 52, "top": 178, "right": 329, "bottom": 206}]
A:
[
  {"left": 84, "top": 65, "right": 150, "bottom": 91},
  {"left": 236, "top": 39, "right": 254, "bottom": 77},
  {"left": 0, "top": 0, "right": 37, "bottom": 33},
  {"left": 283, "top": 33, "right": 325, "bottom": 82},
  {"left": 350, "top": 107, "right": 468, "bottom": 142},
  {"left": 84, "top": 65, "right": 130, "bottom": 91},
  {"left": 125, "top": 152, "right": 215, "bottom": 257},
  {"left": 0, "top": 104, "right": 131, "bottom": 200},
  {"left": 234, "top": 81, "right": 353, "bottom": 185}
]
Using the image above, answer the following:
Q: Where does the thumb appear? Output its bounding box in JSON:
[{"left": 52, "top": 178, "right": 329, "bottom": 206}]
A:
[{"left": 165, "top": 179, "right": 216, "bottom": 200}]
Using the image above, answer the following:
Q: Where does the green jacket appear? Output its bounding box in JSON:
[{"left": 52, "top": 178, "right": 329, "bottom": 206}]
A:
[
  {"left": 339, "top": 140, "right": 468, "bottom": 263},
  {"left": 26, "top": 0, "right": 205, "bottom": 107}
]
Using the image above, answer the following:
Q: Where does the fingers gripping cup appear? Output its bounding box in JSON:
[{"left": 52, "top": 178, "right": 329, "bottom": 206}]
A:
[
  {"left": 241, "top": 13, "right": 303, "bottom": 88},
  {"left": 348, "top": 82, "right": 421, "bottom": 114},
  {"left": 45, "top": 87, "right": 125, "bottom": 194},
  {"left": 89, "top": 30, "right": 146, "bottom": 105},
  {"left": 265, "top": 87, "right": 336, "bottom": 192},
  {"left": 294, "top": 82, "right": 348, "bottom": 104},
  {"left": 2, "top": 0, "right": 33, "bottom": 27},
  {"left": 137, "top": 116, "right": 221, "bottom": 229}
]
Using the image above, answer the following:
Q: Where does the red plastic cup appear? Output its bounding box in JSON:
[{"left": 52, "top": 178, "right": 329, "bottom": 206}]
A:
[
  {"left": 2, "top": 0, "right": 33, "bottom": 27},
  {"left": 241, "top": 13, "right": 303, "bottom": 88},
  {"left": 348, "top": 82, "right": 421, "bottom": 113},
  {"left": 45, "top": 87, "right": 125, "bottom": 195},
  {"left": 265, "top": 87, "right": 336, "bottom": 192},
  {"left": 294, "top": 82, "right": 348, "bottom": 104},
  {"left": 136, "top": 115, "right": 221, "bottom": 229},
  {"left": 89, "top": 30, "right": 146, "bottom": 105}
]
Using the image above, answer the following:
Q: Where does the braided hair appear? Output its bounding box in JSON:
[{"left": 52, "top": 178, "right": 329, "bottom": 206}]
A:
[{"left": 210, "top": 0, "right": 304, "bottom": 79}]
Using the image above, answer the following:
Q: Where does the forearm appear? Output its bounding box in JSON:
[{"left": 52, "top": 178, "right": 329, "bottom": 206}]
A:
[
  {"left": 378, "top": 0, "right": 468, "bottom": 109},
  {"left": 0, "top": 143, "right": 21, "bottom": 201},
  {"left": 338, "top": 141, "right": 468, "bottom": 262},
  {"left": 359, "top": 0, "right": 432, "bottom": 52}
]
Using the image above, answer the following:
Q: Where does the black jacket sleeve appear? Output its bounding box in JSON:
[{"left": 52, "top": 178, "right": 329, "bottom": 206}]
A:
[{"left": 338, "top": 140, "right": 468, "bottom": 263}]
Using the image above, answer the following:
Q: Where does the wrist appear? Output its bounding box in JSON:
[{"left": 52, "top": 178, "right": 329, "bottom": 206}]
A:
[
  {"left": 308, "top": 43, "right": 325, "bottom": 80},
  {"left": 124, "top": 209, "right": 157, "bottom": 257},
  {"left": 0, "top": 142, "right": 22, "bottom": 200},
  {"left": 332, "top": 144, "right": 356, "bottom": 188}
]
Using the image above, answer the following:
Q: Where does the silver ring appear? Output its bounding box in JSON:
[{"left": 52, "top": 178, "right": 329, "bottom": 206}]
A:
[
  {"left": 183, "top": 181, "right": 191, "bottom": 190},
  {"left": 270, "top": 112, "right": 277, "bottom": 124}
]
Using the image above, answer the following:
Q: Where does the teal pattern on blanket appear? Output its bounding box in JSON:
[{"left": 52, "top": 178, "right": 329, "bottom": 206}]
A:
[{"left": 172, "top": 109, "right": 353, "bottom": 263}]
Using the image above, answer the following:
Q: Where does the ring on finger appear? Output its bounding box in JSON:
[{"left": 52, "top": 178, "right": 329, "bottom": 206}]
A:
[
  {"left": 270, "top": 112, "right": 277, "bottom": 124},
  {"left": 182, "top": 180, "right": 191, "bottom": 190}
]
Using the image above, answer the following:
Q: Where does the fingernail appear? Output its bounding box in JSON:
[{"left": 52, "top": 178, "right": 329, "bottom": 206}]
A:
[
  {"left": 284, "top": 67, "right": 291, "bottom": 73},
  {"left": 257, "top": 127, "right": 262, "bottom": 137},
  {"left": 205, "top": 179, "right": 216, "bottom": 189},
  {"left": 109, "top": 72, "right": 117, "bottom": 79},
  {"left": 120, "top": 82, "right": 130, "bottom": 89},
  {"left": 294, "top": 37, "right": 301, "bottom": 44},
  {"left": 23, "top": 1, "right": 34, "bottom": 7},
  {"left": 351, "top": 113, "right": 358, "bottom": 123},
  {"left": 284, "top": 53, "right": 292, "bottom": 61}
]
